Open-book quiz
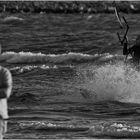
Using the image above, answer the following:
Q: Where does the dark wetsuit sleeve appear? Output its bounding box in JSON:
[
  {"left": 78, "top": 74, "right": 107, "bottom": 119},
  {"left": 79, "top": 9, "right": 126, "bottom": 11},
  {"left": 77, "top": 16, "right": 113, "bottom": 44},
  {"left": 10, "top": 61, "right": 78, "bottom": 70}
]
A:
[
  {"left": 123, "top": 42, "right": 136, "bottom": 56},
  {"left": 123, "top": 42, "right": 128, "bottom": 55}
]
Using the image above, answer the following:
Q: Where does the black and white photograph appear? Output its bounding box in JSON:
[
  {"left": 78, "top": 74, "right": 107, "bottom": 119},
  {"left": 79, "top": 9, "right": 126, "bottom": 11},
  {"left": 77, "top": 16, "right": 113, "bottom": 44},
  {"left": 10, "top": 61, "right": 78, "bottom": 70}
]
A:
[{"left": 1, "top": 0, "right": 140, "bottom": 139}]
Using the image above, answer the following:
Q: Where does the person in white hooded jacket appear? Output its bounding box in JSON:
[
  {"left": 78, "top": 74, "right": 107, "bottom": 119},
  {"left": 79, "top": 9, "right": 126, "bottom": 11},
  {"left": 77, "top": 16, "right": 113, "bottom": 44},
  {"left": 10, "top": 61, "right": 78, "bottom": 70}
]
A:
[{"left": 0, "top": 66, "right": 12, "bottom": 139}]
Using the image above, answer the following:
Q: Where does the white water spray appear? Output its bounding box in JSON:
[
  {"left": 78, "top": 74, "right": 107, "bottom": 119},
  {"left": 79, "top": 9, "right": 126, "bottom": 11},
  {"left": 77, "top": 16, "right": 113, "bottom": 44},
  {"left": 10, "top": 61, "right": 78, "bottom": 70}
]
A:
[{"left": 76, "top": 62, "right": 140, "bottom": 103}]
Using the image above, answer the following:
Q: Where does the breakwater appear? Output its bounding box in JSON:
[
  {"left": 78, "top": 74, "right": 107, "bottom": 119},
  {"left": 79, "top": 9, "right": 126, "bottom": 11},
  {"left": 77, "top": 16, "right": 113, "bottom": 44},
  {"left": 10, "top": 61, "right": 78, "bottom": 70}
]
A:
[{"left": 0, "top": 1, "right": 140, "bottom": 14}]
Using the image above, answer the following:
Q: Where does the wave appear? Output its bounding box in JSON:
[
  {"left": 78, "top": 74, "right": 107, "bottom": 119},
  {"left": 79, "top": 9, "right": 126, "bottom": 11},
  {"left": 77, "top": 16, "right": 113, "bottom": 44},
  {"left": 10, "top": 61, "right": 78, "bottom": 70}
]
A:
[
  {"left": 10, "top": 64, "right": 58, "bottom": 74},
  {"left": 2, "top": 16, "right": 24, "bottom": 22},
  {"left": 13, "top": 118, "right": 140, "bottom": 138},
  {"left": 88, "top": 121, "right": 140, "bottom": 138},
  {"left": 19, "top": 121, "right": 88, "bottom": 131},
  {"left": 0, "top": 51, "right": 124, "bottom": 64}
]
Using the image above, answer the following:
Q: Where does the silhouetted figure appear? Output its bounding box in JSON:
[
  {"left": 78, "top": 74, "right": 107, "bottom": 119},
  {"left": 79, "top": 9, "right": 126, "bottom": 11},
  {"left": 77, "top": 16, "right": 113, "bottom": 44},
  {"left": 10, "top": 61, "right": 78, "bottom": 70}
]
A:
[
  {"left": 0, "top": 66, "right": 12, "bottom": 139},
  {"left": 123, "top": 35, "right": 140, "bottom": 61}
]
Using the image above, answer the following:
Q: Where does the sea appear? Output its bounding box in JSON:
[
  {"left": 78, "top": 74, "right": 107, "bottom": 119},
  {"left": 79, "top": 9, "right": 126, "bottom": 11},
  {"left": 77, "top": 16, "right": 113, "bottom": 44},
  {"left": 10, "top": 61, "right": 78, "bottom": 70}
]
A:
[{"left": 1, "top": 13, "right": 140, "bottom": 139}]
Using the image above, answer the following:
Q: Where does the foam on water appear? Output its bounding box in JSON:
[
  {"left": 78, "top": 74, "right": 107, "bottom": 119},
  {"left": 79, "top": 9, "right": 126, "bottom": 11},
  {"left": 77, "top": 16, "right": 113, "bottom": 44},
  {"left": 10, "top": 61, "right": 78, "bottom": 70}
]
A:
[{"left": 76, "top": 62, "right": 140, "bottom": 104}]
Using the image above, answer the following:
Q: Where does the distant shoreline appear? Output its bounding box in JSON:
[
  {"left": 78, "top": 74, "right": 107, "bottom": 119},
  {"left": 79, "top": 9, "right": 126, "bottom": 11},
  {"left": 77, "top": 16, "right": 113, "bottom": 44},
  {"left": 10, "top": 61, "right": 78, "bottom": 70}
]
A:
[{"left": 0, "top": 1, "right": 140, "bottom": 14}]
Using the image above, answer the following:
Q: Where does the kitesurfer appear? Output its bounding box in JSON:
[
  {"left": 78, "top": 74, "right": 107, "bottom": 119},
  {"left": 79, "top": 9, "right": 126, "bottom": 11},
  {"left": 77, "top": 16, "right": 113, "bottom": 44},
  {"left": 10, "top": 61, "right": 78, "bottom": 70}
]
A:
[{"left": 123, "top": 35, "right": 140, "bottom": 61}]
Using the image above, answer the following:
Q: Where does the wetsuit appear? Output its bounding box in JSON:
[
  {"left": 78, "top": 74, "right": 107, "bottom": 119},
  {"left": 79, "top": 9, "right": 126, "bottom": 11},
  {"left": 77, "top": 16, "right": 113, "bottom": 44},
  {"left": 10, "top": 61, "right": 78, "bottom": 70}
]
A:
[{"left": 123, "top": 42, "right": 140, "bottom": 60}]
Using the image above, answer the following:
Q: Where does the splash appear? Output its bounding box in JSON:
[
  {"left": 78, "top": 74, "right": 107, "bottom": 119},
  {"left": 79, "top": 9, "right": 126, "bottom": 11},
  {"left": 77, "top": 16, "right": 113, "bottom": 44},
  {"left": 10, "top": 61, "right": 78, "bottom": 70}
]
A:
[{"left": 76, "top": 62, "right": 140, "bottom": 103}]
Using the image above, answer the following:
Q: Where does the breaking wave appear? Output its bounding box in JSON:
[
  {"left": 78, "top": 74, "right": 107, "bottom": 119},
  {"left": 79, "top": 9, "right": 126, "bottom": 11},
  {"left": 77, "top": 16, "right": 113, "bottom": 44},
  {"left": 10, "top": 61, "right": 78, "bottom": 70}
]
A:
[
  {"left": 11, "top": 120, "right": 140, "bottom": 138},
  {"left": 88, "top": 121, "right": 140, "bottom": 138},
  {"left": 0, "top": 51, "right": 124, "bottom": 64},
  {"left": 10, "top": 64, "right": 58, "bottom": 74},
  {"left": 19, "top": 121, "right": 87, "bottom": 131}
]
